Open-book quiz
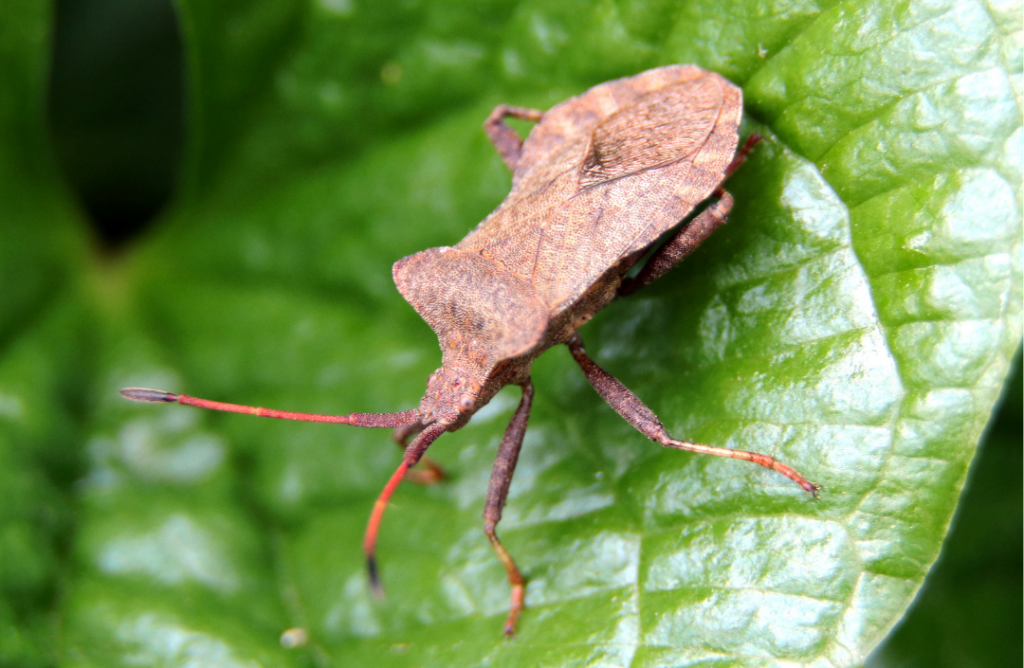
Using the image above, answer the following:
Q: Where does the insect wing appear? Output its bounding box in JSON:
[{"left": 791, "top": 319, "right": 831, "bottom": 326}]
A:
[
  {"left": 536, "top": 74, "right": 741, "bottom": 311},
  {"left": 579, "top": 78, "right": 724, "bottom": 189},
  {"left": 458, "top": 66, "right": 741, "bottom": 314}
]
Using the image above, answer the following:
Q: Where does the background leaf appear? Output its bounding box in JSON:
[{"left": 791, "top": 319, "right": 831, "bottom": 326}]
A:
[{"left": 0, "top": 0, "right": 1020, "bottom": 666}]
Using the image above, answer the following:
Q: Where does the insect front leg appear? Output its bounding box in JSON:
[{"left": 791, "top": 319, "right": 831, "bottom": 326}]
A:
[
  {"left": 392, "top": 421, "right": 445, "bottom": 484},
  {"left": 484, "top": 105, "right": 544, "bottom": 171},
  {"left": 618, "top": 191, "right": 734, "bottom": 297},
  {"left": 566, "top": 335, "right": 820, "bottom": 495},
  {"left": 483, "top": 380, "right": 534, "bottom": 636}
]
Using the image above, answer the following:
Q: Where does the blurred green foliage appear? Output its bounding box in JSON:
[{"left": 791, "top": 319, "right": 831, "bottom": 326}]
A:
[{"left": 0, "top": 0, "right": 1020, "bottom": 666}]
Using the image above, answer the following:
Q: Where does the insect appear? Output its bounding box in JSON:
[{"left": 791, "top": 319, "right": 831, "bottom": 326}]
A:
[{"left": 122, "top": 65, "right": 819, "bottom": 637}]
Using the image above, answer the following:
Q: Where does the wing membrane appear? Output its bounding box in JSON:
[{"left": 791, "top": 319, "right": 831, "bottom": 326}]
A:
[{"left": 579, "top": 79, "right": 723, "bottom": 188}]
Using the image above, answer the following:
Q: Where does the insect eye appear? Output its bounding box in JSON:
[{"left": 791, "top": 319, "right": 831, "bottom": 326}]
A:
[{"left": 458, "top": 394, "right": 475, "bottom": 412}]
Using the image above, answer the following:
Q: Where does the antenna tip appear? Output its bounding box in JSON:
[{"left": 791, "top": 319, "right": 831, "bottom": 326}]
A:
[
  {"left": 800, "top": 480, "right": 823, "bottom": 498},
  {"left": 120, "top": 387, "right": 179, "bottom": 403},
  {"left": 366, "top": 556, "right": 385, "bottom": 599}
]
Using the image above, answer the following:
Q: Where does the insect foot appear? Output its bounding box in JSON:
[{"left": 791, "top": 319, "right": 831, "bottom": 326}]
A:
[{"left": 121, "top": 64, "right": 819, "bottom": 637}]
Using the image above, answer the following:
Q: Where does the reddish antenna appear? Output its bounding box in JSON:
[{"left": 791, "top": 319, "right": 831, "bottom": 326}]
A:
[{"left": 120, "top": 386, "right": 425, "bottom": 595}]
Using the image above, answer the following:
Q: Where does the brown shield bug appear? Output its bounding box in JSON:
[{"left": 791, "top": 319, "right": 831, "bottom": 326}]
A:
[{"left": 122, "top": 64, "right": 819, "bottom": 636}]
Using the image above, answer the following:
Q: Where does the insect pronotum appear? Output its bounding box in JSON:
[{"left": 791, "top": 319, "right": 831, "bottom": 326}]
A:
[{"left": 122, "top": 65, "right": 819, "bottom": 637}]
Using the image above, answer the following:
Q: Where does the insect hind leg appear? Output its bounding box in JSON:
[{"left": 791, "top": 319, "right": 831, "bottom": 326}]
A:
[
  {"left": 724, "top": 132, "right": 762, "bottom": 178},
  {"left": 618, "top": 191, "right": 733, "bottom": 297},
  {"left": 566, "top": 334, "right": 820, "bottom": 495},
  {"left": 617, "top": 133, "right": 762, "bottom": 298}
]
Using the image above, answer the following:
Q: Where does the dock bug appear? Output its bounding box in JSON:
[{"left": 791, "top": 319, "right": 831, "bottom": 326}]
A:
[{"left": 122, "top": 64, "right": 819, "bottom": 636}]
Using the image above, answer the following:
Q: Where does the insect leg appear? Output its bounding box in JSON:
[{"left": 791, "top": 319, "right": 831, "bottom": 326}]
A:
[
  {"left": 566, "top": 335, "right": 820, "bottom": 495},
  {"left": 618, "top": 191, "right": 734, "bottom": 297},
  {"left": 364, "top": 421, "right": 448, "bottom": 597},
  {"left": 392, "top": 421, "right": 445, "bottom": 484},
  {"left": 483, "top": 381, "right": 534, "bottom": 636},
  {"left": 617, "top": 134, "right": 761, "bottom": 298},
  {"left": 484, "top": 105, "right": 544, "bottom": 171},
  {"left": 724, "top": 132, "right": 763, "bottom": 179}
]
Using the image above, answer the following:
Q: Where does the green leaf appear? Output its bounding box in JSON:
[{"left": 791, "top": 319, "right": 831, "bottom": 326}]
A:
[
  {"left": 867, "top": 353, "right": 1022, "bottom": 668},
  {"left": 0, "top": 0, "right": 1020, "bottom": 666}
]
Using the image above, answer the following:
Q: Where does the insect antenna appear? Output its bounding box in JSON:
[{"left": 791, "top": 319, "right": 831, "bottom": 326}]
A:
[
  {"left": 119, "top": 387, "right": 421, "bottom": 428},
  {"left": 362, "top": 421, "right": 447, "bottom": 597}
]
